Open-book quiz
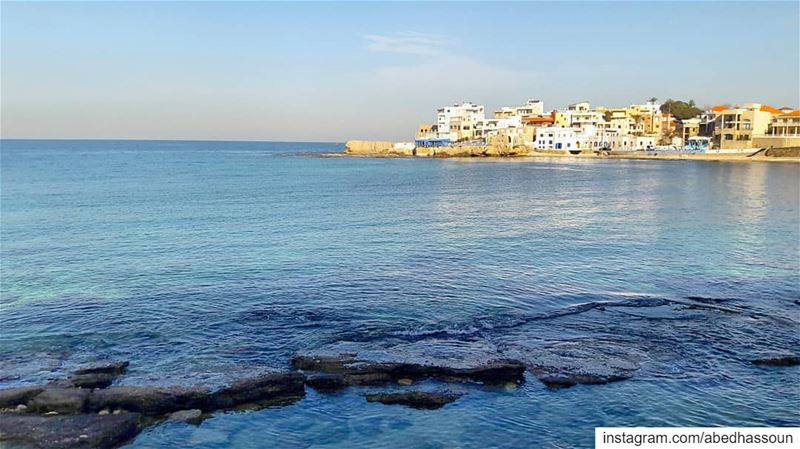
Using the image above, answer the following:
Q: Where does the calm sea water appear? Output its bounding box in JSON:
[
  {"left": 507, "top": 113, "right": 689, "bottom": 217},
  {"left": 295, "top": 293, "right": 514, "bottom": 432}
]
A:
[{"left": 1, "top": 140, "right": 798, "bottom": 448}]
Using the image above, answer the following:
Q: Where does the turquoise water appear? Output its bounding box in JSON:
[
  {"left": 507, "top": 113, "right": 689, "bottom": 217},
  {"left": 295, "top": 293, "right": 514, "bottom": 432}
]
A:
[{"left": 1, "top": 140, "right": 798, "bottom": 448}]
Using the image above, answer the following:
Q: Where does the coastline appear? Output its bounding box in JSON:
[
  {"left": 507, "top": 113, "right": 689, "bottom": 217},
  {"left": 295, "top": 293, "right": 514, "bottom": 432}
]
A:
[{"left": 341, "top": 140, "right": 800, "bottom": 163}]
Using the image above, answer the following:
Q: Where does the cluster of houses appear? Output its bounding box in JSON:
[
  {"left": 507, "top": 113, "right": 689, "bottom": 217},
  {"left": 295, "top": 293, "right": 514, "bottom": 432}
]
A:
[{"left": 414, "top": 99, "right": 800, "bottom": 153}]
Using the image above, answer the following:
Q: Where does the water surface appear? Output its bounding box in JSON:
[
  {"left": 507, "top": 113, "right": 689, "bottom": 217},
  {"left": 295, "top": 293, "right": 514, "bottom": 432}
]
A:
[{"left": 1, "top": 140, "right": 798, "bottom": 448}]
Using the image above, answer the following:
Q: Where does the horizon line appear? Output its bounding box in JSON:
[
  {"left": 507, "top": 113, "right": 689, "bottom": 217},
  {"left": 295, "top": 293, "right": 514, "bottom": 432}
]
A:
[{"left": 0, "top": 137, "right": 347, "bottom": 144}]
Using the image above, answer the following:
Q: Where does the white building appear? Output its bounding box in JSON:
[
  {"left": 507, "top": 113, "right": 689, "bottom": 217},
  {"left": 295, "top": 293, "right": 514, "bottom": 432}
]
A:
[
  {"left": 568, "top": 102, "right": 591, "bottom": 112},
  {"left": 436, "top": 102, "right": 485, "bottom": 141},
  {"left": 478, "top": 116, "right": 523, "bottom": 136},
  {"left": 533, "top": 126, "right": 579, "bottom": 151},
  {"left": 494, "top": 99, "right": 544, "bottom": 118},
  {"left": 570, "top": 110, "right": 605, "bottom": 130},
  {"left": 630, "top": 100, "right": 661, "bottom": 115},
  {"left": 584, "top": 129, "right": 655, "bottom": 150}
]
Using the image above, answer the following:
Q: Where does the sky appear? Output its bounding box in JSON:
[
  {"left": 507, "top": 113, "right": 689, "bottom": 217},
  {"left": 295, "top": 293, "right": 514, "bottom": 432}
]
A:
[{"left": 2, "top": 1, "right": 799, "bottom": 142}]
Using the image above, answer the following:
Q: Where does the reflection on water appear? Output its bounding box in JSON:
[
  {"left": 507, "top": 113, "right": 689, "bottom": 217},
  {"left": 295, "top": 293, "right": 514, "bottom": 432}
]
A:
[{"left": 1, "top": 140, "right": 798, "bottom": 448}]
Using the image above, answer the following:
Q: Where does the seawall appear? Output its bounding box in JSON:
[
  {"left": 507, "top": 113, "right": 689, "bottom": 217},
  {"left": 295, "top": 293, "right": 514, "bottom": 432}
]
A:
[{"left": 342, "top": 141, "right": 800, "bottom": 163}]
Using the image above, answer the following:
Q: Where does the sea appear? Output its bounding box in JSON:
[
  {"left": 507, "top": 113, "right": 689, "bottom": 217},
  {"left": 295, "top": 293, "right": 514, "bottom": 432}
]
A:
[{"left": 1, "top": 139, "right": 798, "bottom": 448}]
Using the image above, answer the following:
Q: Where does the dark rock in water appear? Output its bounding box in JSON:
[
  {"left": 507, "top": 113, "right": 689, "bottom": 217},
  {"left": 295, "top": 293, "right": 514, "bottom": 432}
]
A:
[
  {"left": 167, "top": 409, "right": 203, "bottom": 425},
  {"left": 364, "top": 391, "right": 461, "bottom": 410},
  {"left": 305, "top": 373, "right": 347, "bottom": 391},
  {"left": 209, "top": 372, "right": 305, "bottom": 409},
  {"left": 0, "top": 386, "right": 44, "bottom": 408},
  {"left": 751, "top": 355, "right": 800, "bottom": 367},
  {"left": 28, "top": 388, "right": 90, "bottom": 414},
  {"left": 73, "top": 362, "right": 129, "bottom": 376},
  {"left": 68, "top": 373, "right": 118, "bottom": 390},
  {"left": 293, "top": 340, "right": 526, "bottom": 385},
  {"left": 531, "top": 369, "right": 634, "bottom": 388},
  {"left": 0, "top": 411, "right": 140, "bottom": 449},
  {"left": 66, "top": 362, "right": 129, "bottom": 390},
  {"left": 86, "top": 386, "right": 210, "bottom": 416},
  {"left": 86, "top": 371, "right": 304, "bottom": 415}
]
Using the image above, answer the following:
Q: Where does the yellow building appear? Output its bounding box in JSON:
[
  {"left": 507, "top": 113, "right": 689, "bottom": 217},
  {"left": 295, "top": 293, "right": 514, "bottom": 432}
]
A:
[
  {"left": 677, "top": 118, "right": 700, "bottom": 143},
  {"left": 596, "top": 108, "right": 644, "bottom": 135},
  {"left": 553, "top": 111, "right": 570, "bottom": 127},
  {"left": 415, "top": 124, "right": 436, "bottom": 139}
]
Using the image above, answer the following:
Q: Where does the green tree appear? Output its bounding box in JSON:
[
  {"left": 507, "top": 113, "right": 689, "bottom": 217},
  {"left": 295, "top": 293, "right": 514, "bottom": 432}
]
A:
[
  {"left": 648, "top": 97, "right": 658, "bottom": 103},
  {"left": 660, "top": 99, "right": 703, "bottom": 120}
]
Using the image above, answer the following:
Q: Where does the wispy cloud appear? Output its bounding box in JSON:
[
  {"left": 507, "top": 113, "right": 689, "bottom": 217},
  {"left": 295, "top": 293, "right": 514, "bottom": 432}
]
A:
[{"left": 363, "top": 32, "right": 447, "bottom": 56}]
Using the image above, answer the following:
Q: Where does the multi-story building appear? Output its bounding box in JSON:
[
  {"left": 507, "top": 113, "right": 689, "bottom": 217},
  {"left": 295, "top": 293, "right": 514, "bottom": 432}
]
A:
[
  {"left": 569, "top": 110, "right": 605, "bottom": 131},
  {"left": 436, "top": 102, "right": 485, "bottom": 141},
  {"left": 698, "top": 111, "right": 717, "bottom": 137},
  {"left": 753, "top": 110, "right": 800, "bottom": 148},
  {"left": 597, "top": 108, "right": 645, "bottom": 135},
  {"left": 476, "top": 116, "right": 523, "bottom": 142},
  {"left": 583, "top": 128, "right": 655, "bottom": 151},
  {"left": 677, "top": 118, "right": 700, "bottom": 143},
  {"left": 713, "top": 104, "right": 778, "bottom": 150},
  {"left": 533, "top": 126, "right": 579, "bottom": 151}
]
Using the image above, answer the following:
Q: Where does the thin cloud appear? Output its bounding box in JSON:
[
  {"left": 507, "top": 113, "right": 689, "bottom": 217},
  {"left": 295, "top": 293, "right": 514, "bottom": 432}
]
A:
[{"left": 363, "top": 32, "right": 447, "bottom": 56}]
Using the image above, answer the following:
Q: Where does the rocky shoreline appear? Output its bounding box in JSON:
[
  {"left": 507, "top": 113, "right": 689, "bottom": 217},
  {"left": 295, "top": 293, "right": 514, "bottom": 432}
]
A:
[
  {"left": 2, "top": 340, "right": 797, "bottom": 448},
  {"left": 341, "top": 140, "right": 800, "bottom": 162}
]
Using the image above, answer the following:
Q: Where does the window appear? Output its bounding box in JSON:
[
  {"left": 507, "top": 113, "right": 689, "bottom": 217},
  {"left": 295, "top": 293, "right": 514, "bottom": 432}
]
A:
[{"left": 724, "top": 134, "right": 733, "bottom": 140}]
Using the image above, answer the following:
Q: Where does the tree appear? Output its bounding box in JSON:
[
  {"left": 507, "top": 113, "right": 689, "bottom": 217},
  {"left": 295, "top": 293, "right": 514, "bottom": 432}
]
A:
[
  {"left": 660, "top": 99, "right": 703, "bottom": 120},
  {"left": 648, "top": 97, "right": 658, "bottom": 103}
]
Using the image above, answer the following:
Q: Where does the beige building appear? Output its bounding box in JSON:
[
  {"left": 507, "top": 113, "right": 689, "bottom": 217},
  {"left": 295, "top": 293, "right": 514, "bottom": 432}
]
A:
[
  {"left": 713, "top": 104, "right": 778, "bottom": 150},
  {"left": 753, "top": 110, "right": 800, "bottom": 148},
  {"left": 415, "top": 124, "right": 436, "bottom": 139},
  {"left": 677, "top": 118, "right": 700, "bottom": 143}
]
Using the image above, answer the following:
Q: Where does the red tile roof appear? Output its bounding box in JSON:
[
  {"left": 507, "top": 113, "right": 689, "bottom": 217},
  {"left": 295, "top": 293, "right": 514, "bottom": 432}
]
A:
[
  {"left": 522, "top": 116, "right": 555, "bottom": 124},
  {"left": 760, "top": 105, "right": 783, "bottom": 114}
]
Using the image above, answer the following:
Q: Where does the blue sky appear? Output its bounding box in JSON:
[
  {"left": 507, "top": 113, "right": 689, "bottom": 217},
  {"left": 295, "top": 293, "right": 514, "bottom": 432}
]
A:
[{"left": 2, "top": 1, "right": 798, "bottom": 141}]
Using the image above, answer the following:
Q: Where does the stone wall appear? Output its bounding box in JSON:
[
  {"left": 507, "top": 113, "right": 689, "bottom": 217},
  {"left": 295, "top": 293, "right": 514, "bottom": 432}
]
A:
[{"left": 344, "top": 140, "right": 413, "bottom": 156}]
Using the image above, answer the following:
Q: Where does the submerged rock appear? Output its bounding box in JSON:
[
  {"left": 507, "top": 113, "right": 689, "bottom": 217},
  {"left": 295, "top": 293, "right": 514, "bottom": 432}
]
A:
[
  {"left": 0, "top": 411, "right": 140, "bottom": 449},
  {"left": 293, "top": 340, "right": 526, "bottom": 386},
  {"left": 364, "top": 391, "right": 462, "bottom": 410},
  {"left": 503, "top": 340, "right": 641, "bottom": 388},
  {"left": 751, "top": 355, "right": 800, "bottom": 367},
  {"left": 167, "top": 409, "right": 203, "bottom": 425},
  {"left": 305, "top": 373, "right": 347, "bottom": 391}
]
